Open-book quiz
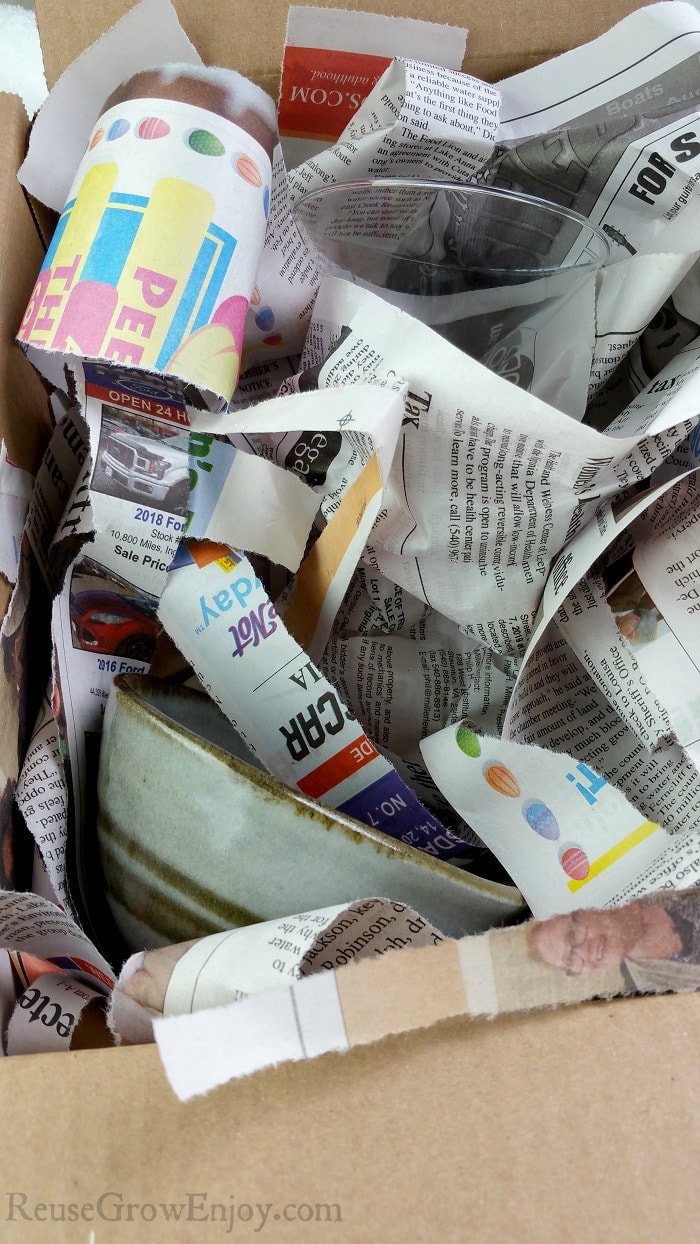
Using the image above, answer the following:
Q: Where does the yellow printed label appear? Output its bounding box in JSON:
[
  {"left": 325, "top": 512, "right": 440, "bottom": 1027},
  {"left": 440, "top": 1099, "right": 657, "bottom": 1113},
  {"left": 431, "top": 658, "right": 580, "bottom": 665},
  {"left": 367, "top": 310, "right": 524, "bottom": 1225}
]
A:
[
  {"left": 18, "top": 163, "right": 118, "bottom": 346},
  {"left": 103, "top": 178, "right": 215, "bottom": 369}
]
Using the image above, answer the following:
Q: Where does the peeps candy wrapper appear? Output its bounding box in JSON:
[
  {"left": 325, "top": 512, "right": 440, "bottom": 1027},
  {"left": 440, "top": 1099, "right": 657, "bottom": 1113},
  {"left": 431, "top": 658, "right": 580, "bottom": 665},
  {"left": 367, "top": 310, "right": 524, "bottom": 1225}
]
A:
[{"left": 18, "top": 96, "right": 272, "bottom": 410}]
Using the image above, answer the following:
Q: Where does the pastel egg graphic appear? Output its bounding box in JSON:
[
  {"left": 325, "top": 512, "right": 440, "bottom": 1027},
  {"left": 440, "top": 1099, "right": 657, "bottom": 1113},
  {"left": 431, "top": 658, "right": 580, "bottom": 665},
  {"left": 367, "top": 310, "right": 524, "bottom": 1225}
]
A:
[
  {"left": 89, "top": 128, "right": 104, "bottom": 149},
  {"left": 523, "top": 800, "right": 560, "bottom": 840},
  {"left": 250, "top": 285, "right": 261, "bottom": 307},
  {"left": 137, "top": 117, "right": 170, "bottom": 140},
  {"left": 455, "top": 725, "right": 481, "bottom": 758},
  {"left": 484, "top": 763, "right": 520, "bottom": 798},
  {"left": 560, "top": 846, "right": 590, "bottom": 881},
  {"left": 107, "top": 118, "right": 130, "bottom": 141},
  {"left": 263, "top": 186, "right": 270, "bottom": 219},
  {"left": 255, "top": 306, "right": 275, "bottom": 332},
  {"left": 188, "top": 129, "right": 225, "bottom": 157},
  {"left": 235, "top": 154, "right": 263, "bottom": 187},
  {"left": 263, "top": 333, "right": 283, "bottom": 347}
]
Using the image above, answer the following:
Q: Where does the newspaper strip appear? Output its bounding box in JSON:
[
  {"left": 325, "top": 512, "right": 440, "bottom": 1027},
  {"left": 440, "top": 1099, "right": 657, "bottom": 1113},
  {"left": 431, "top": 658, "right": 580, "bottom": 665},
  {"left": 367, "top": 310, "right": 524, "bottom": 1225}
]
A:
[
  {"left": 490, "top": 2, "right": 700, "bottom": 398},
  {"left": 14, "top": 0, "right": 316, "bottom": 395},
  {"left": 0, "top": 446, "right": 32, "bottom": 582},
  {"left": 290, "top": 277, "right": 697, "bottom": 653},
  {"left": 78, "top": 361, "right": 319, "bottom": 575},
  {"left": 15, "top": 692, "right": 71, "bottom": 909},
  {"left": 287, "top": 58, "right": 499, "bottom": 204},
  {"left": 319, "top": 562, "right": 519, "bottom": 839},
  {"left": 421, "top": 725, "right": 680, "bottom": 918},
  {"left": 505, "top": 466, "right": 700, "bottom": 756},
  {"left": 0, "top": 446, "right": 35, "bottom": 888},
  {"left": 278, "top": 6, "right": 467, "bottom": 167},
  {"left": 0, "top": 549, "right": 31, "bottom": 889},
  {"left": 212, "top": 382, "right": 406, "bottom": 659},
  {"left": 110, "top": 897, "right": 443, "bottom": 1043},
  {"left": 18, "top": 92, "right": 274, "bottom": 409},
  {"left": 503, "top": 624, "right": 700, "bottom": 883},
  {"left": 185, "top": 431, "right": 320, "bottom": 574},
  {"left": 630, "top": 478, "right": 700, "bottom": 746},
  {"left": 587, "top": 232, "right": 700, "bottom": 411},
  {"left": 419, "top": 471, "right": 700, "bottom": 916},
  {"left": 158, "top": 542, "right": 470, "bottom": 858},
  {"left": 502, "top": 459, "right": 700, "bottom": 737},
  {"left": 154, "top": 885, "right": 700, "bottom": 1099},
  {"left": 5, "top": 972, "right": 105, "bottom": 1056},
  {"left": 239, "top": 148, "right": 322, "bottom": 372},
  {"left": 0, "top": 406, "right": 89, "bottom": 893},
  {"left": 553, "top": 475, "right": 700, "bottom": 752},
  {"left": 600, "top": 254, "right": 700, "bottom": 422},
  {"left": 17, "top": 0, "right": 276, "bottom": 409},
  {"left": 495, "top": 2, "right": 700, "bottom": 244},
  {"left": 0, "top": 474, "right": 60, "bottom": 891},
  {"left": 0, "top": 891, "right": 113, "bottom": 1056},
  {"left": 24, "top": 407, "right": 91, "bottom": 597},
  {"left": 31, "top": 843, "right": 63, "bottom": 908}
]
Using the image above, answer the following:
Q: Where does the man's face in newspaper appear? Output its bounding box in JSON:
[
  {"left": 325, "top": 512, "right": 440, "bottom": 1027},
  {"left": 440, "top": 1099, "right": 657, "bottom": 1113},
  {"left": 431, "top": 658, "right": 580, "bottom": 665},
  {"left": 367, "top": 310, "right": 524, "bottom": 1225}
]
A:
[{"left": 530, "top": 909, "right": 630, "bottom": 975}]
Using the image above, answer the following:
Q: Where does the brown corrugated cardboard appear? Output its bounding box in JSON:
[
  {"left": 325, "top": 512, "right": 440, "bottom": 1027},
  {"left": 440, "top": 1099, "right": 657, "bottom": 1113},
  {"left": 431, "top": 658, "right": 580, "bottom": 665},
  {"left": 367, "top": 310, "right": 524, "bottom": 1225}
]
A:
[
  {"left": 36, "top": 0, "right": 644, "bottom": 94},
  {"left": 0, "top": 94, "right": 53, "bottom": 892},
  {"left": 2, "top": 0, "right": 699, "bottom": 1237},
  {"left": 0, "top": 993, "right": 698, "bottom": 1242},
  {"left": 0, "top": 94, "right": 52, "bottom": 474}
]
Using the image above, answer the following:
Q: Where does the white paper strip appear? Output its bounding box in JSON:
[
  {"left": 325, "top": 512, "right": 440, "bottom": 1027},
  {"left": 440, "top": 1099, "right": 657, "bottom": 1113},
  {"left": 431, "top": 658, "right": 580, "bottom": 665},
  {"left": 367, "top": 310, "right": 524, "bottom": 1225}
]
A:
[
  {"left": 457, "top": 934, "right": 498, "bottom": 1017},
  {"left": 155, "top": 982, "right": 348, "bottom": 1099}
]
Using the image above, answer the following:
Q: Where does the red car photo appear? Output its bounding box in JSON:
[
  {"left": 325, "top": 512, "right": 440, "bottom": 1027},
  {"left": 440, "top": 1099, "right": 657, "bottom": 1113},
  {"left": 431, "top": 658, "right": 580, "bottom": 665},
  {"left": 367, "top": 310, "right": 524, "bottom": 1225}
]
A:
[{"left": 69, "top": 590, "right": 158, "bottom": 663}]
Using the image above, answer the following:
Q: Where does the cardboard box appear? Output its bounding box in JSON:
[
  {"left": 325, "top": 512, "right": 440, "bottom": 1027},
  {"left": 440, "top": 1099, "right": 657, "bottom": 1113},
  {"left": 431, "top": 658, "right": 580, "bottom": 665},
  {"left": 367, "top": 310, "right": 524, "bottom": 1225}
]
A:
[{"left": 1, "top": 1, "right": 699, "bottom": 1238}]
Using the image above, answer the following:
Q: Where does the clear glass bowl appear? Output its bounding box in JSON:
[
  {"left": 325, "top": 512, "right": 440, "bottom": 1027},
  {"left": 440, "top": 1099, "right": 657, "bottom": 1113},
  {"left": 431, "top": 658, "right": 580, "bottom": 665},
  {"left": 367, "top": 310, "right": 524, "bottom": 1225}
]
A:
[{"left": 292, "top": 178, "right": 610, "bottom": 295}]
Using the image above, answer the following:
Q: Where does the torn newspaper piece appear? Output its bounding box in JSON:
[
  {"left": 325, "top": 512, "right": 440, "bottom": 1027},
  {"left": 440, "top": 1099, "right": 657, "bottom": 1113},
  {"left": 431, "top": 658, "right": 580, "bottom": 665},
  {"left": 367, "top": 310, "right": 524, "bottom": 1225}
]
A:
[
  {"left": 154, "top": 885, "right": 700, "bottom": 1099},
  {"left": 0, "top": 891, "right": 113, "bottom": 1056},
  {"left": 110, "top": 897, "right": 443, "bottom": 1043},
  {"left": 278, "top": 6, "right": 467, "bottom": 167},
  {"left": 286, "top": 277, "right": 698, "bottom": 651},
  {"left": 491, "top": 1, "right": 700, "bottom": 399},
  {"left": 158, "top": 542, "right": 470, "bottom": 858}
]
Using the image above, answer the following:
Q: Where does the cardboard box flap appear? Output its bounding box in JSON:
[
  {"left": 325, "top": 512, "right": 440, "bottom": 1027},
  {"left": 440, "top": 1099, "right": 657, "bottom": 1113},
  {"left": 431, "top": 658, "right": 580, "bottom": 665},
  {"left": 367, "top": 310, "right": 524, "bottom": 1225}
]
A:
[
  {"left": 37, "top": 0, "right": 645, "bottom": 93},
  {"left": 0, "top": 993, "right": 697, "bottom": 1240},
  {"left": 0, "top": 93, "right": 52, "bottom": 475}
]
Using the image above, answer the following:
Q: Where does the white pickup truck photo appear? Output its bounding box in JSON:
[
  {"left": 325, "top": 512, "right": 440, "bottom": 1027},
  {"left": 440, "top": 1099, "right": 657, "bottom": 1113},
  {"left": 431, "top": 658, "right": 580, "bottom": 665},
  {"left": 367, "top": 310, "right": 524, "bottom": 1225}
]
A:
[{"left": 98, "top": 416, "right": 190, "bottom": 513}]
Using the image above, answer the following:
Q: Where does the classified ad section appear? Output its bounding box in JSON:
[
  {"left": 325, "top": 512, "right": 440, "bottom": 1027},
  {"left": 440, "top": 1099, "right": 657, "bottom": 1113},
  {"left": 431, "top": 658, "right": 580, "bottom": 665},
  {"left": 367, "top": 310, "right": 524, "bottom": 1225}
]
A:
[{"left": 50, "top": 366, "right": 191, "bottom": 837}]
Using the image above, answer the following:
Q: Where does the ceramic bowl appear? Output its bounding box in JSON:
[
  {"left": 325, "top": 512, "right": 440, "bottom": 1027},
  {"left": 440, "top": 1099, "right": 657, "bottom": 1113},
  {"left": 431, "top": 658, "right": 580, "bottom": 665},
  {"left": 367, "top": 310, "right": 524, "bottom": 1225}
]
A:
[{"left": 96, "top": 675, "right": 524, "bottom": 948}]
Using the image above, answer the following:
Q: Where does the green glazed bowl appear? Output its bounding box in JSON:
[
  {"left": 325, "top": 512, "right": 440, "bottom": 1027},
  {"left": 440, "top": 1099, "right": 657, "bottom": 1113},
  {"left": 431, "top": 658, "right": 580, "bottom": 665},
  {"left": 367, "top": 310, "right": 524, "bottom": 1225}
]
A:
[{"left": 96, "top": 674, "right": 524, "bottom": 948}]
